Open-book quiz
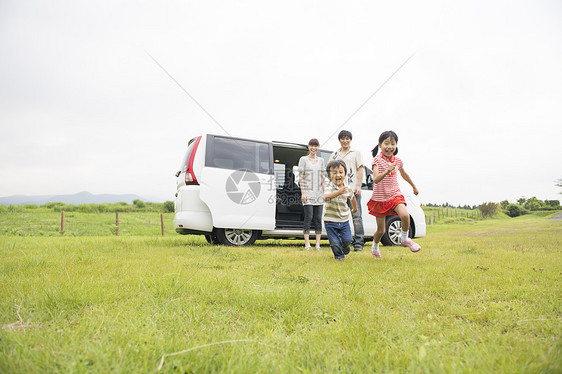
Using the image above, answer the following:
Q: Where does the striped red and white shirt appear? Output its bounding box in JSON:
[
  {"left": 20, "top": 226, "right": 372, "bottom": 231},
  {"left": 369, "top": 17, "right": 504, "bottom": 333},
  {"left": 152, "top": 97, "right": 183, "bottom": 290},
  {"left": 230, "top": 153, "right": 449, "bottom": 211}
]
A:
[{"left": 370, "top": 153, "right": 403, "bottom": 202}]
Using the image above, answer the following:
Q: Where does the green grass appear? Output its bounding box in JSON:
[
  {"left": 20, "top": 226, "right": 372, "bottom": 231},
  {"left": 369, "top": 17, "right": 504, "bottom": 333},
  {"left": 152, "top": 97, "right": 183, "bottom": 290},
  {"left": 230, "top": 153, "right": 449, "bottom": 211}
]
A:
[{"left": 0, "top": 213, "right": 561, "bottom": 373}]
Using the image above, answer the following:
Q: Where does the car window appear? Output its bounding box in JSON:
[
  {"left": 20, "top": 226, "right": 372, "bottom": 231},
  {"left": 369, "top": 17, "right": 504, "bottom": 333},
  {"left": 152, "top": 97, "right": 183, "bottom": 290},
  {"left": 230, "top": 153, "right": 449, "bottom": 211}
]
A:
[
  {"left": 318, "top": 150, "right": 332, "bottom": 167},
  {"left": 206, "top": 136, "right": 272, "bottom": 174},
  {"left": 362, "top": 167, "right": 374, "bottom": 190},
  {"left": 274, "top": 163, "right": 286, "bottom": 188}
]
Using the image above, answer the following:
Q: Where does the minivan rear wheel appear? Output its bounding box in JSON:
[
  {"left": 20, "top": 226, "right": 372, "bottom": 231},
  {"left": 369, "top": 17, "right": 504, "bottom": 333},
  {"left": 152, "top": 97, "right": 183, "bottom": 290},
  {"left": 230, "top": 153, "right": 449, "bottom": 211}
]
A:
[
  {"left": 381, "top": 216, "right": 413, "bottom": 246},
  {"left": 215, "top": 228, "right": 259, "bottom": 246},
  {"left": 204, "top": 234, "right": 219, "bottom": 245}
]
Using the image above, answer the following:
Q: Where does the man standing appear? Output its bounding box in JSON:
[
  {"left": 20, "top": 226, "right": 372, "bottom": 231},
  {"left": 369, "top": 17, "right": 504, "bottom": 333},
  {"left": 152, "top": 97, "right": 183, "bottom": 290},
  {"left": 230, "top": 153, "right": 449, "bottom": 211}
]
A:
[{"left": 330, "top": 130, "right": 365, "bottom": 251}]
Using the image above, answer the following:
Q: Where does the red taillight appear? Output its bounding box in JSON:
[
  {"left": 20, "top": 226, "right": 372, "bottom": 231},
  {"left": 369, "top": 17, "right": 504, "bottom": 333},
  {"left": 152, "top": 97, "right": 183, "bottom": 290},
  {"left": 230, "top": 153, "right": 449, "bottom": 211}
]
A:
[{"left": 185, "top": 136, "right": 201, "bottom": 185}]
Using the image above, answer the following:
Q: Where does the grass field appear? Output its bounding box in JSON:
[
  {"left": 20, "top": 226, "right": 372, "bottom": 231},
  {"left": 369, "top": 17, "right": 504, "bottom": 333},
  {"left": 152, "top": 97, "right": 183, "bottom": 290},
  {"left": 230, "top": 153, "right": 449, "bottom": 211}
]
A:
[{"left": 1, "top": 211, "right": 561, "bottom": 373}]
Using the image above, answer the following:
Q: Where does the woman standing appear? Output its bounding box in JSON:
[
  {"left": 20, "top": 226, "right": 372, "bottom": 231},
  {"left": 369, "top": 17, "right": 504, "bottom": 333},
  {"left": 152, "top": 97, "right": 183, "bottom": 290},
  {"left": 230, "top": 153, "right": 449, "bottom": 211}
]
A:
[{"left": 298, "top": 138, "right": 325, "bottom": 251}]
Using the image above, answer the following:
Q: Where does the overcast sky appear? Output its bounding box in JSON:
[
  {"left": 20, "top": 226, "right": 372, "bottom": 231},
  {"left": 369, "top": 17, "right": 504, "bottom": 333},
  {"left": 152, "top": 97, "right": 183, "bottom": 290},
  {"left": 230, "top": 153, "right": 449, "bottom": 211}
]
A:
[{"left": 1, "top": 0, "right": 561, "bottom": 205}]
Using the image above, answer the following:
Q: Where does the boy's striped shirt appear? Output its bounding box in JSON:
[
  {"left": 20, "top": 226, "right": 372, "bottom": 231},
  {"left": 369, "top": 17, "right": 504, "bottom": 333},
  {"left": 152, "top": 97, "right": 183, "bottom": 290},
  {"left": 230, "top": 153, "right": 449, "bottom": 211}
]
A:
[{"left": 323, "top": 182, "right": 353, "bottom": 222}]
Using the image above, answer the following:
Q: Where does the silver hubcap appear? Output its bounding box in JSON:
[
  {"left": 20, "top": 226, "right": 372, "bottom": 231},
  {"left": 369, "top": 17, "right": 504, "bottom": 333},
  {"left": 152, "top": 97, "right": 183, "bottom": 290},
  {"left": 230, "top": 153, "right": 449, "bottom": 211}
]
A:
[
  {"left": 225, "top": 229, "right": 252, "bottom": 245},
  {"left": 388, "top": 220, "right": 402, "bottom": 245}
]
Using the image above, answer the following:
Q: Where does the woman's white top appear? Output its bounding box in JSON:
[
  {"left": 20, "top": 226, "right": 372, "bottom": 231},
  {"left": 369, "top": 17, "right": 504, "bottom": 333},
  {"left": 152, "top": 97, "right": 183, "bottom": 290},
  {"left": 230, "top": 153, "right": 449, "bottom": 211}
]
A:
[{"left": 297, "top": 156, "right": 325, "bottom": 206}]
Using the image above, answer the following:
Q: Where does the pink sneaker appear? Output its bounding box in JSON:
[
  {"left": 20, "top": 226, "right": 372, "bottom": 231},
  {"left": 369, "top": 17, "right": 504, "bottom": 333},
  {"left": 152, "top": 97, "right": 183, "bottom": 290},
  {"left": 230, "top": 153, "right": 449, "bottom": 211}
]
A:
[
  {"left": 371, "top": 248, "right": 382, "bottom": 259},
  {"left": 401, "top": 238, "right": 421, "bottom": 252}
]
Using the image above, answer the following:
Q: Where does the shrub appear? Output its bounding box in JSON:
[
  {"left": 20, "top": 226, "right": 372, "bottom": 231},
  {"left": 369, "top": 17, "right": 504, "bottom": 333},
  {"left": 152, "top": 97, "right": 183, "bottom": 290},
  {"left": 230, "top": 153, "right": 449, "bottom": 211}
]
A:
[
  {"left": 524, "top": 197, "right": 544, "bottom": 211},
  {"left": 43, "top": 202, "right": 64, "bottom": 209},
  {"left": 108, "top": 204, "right": 133, "bottom": 213},
  {"left": 7, "top": 205, "right": 25, "bottom": 213},
  {"left": 545, "top": 200, "right": 560, "bottom": 208},
  {"left": 504, "top": 204, "right": 528, "bottom": 217},
  {"left": 478, "top": 202, "right": 498, "bottom": 218},
  {"left": 133, "top": 199, "right": 146, "bottom": 209},
  {"left": 144, "top": 202, "right": 163, "bottom": 212},
  {"left": 163, "top": 201, "right": 174, "bottom": 213}
]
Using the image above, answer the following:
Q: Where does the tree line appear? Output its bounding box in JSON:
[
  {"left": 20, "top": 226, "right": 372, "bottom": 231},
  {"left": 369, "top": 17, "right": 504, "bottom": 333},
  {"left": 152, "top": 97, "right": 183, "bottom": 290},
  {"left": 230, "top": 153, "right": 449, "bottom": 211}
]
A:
[
  {"left": 423, "top": 196, "right": 560, "bottom": 219},
  {"left": 479, "top": 197, "right": 560, "bottom": 218},
  {"left": 423, "top": 203, "right": 479, "bottom": 210}
]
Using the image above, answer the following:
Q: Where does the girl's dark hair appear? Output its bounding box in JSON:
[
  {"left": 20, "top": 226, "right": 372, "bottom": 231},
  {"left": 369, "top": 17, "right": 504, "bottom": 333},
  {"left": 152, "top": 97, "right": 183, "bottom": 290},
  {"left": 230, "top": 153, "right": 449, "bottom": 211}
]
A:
[
  {"left": 371, "top": 130, "right": 399, "bottom": 157},
  {"left": 326, "top": 159, "right": 347, "bottom": 176},
  {"left": 308, "top": 138, "right": 319, "bottom": 146}
]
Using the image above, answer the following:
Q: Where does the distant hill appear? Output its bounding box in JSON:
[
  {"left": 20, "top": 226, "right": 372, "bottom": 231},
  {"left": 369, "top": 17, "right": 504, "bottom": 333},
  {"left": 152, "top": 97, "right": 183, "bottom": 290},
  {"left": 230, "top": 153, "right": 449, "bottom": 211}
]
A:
[{"left": 0, "top": 191, "right": 146, "bottom": 205}]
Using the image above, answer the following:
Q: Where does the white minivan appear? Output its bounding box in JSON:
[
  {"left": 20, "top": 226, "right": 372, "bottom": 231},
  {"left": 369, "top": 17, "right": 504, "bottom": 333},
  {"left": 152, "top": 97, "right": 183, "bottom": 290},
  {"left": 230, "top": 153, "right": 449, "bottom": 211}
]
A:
[{"left": 174, "top": 134, "right": 426, "bottom": 246}]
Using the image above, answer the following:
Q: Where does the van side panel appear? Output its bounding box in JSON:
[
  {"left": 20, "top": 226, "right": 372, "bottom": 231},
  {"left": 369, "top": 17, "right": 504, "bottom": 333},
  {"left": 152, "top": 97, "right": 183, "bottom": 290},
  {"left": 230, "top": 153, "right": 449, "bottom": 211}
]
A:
[
  {"left": 199, "top": 167, "right": 276, "bottom": 230},
  {"left": 197, "top": 135, "right": 276, "bottom": 231}
]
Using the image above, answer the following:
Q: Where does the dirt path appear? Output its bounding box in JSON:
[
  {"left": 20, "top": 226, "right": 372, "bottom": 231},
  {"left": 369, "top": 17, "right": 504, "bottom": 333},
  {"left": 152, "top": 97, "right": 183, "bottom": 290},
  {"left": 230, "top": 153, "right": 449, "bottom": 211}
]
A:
[{"left": 549, "top": 211, "right": 562, "bottom": 220}]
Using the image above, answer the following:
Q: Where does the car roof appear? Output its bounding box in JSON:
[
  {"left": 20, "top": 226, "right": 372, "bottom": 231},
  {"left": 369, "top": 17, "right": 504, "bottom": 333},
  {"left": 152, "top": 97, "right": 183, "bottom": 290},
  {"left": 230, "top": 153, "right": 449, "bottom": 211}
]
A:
[
  {"left": 201, "top": 133, "right": 330, "bottom": 152},
  {"left": 272, "top": 141, "right": 307, "bottom": 149}
]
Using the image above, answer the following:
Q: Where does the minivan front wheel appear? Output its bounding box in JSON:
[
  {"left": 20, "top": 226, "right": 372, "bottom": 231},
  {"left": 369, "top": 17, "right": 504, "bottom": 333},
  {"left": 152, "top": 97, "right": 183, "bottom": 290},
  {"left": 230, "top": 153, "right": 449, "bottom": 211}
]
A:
[{"left": 215, "top": 228, "right": 259, "bottom": 246}]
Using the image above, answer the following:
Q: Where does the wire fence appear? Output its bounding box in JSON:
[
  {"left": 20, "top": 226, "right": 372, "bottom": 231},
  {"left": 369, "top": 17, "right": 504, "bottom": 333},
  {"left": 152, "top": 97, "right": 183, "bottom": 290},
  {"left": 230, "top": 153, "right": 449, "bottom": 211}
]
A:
[
  {"left": 1, "top": 206, "right": 483, "bottom": 236},
  {"left": 0, "top": 210, "right": 176, "bottom": 237},
  {"left": 423, "top": 207, "right": 482, "bottom": 225}
]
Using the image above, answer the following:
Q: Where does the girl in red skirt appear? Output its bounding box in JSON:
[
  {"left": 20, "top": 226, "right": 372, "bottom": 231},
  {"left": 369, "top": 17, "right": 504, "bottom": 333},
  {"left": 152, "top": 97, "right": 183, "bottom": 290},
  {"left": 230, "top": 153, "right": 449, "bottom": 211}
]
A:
[{"left": 367, "top": 131, "right": 421, "bottom": 258}]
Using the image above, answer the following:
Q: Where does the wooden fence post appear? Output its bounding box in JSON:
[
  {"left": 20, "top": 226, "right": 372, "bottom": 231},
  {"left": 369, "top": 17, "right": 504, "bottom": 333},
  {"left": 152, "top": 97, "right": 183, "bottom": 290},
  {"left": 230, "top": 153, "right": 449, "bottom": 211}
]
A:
[
  {"left": 116, "top": 212, "right": 119, "bottom": 236},
  {"left": 61, "top": 210, "right": 65, "bottom": 233},
  {"left": 161, "top": 213, "right": 165, "bottom": 237}
]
